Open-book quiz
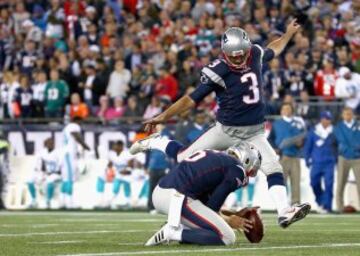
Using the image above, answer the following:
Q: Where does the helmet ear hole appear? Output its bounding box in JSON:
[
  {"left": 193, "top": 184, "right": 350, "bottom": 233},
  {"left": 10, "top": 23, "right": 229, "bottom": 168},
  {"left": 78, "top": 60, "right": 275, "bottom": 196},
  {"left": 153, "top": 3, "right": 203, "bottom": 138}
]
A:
[{"left": 245, "top": 158, "right": 250, "bottom": 165}]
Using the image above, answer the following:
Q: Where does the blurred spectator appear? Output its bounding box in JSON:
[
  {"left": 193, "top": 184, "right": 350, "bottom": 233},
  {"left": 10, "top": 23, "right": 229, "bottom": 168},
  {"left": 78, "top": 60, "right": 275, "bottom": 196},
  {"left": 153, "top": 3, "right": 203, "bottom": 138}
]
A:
[
  {"left": 92, "top": 60, "right": 111, "bottom": 106},
  {"left": 143, "top": 96, "right": 162, "bottom": 120},
  {"left": 178, "top": 60, "right": 199, "bottom": 96},
  {"left": 304, "top": 111, "right": 337, "bottom": 213},
  {"left": 44, "top": 69, "right": 69, "bottom": 118},
  {"left": 22, "top": 19, "right": 42, "bottom": 43},
  {"left": 270, "top": 103, "right": 306, "bottom": 205},
  {"left": 106, "top": 60, "right": 131, "bottom": 99},
  {"left": 335, "top": 67, "right": 360, "bottom": 114},
  {"left": 78, "top": 63, "right": 96, "bottom": 108},
  {"left": 264, "top": 58, "right": 286, "bottom": 113},
  {"left": 285, "top": 59, "right": 313, "bottom": 97},
  {"left": 123, "top": 95, "right": 143, "bottom": 121},
  {"left": 106, "top": 97, "right": 126, "bottom": 121},
  {"left": 264, "top": 58, "right": 286, "bottom": 101},
  {"left": 12, "top": 2, "right": 30, "bottom": 35},
  {"left": 155, "top": 67, "right": 178, "bottom": 102},
  {"left": 351, "top": 39, "right": 360, "bottom": 73},
  {"left": 336, "top": 47, "right": 353, "bottom": 70},
  {"left": 125, "top": 44, "right": 144, "bottom": 71},
  {"left": 334, "top": 107, "right": 360, "bottom": 212},
  {"left": 14, "top": 75, "right": 33, "bottom": 118},
  {"left": 17, "top": 40, "right": 38, "bottom": 75},
  {"left": 0, "top": 71, "right": 20, "bottom": 118},
  {"left": 32, "top": 4, "right": 47, "bottom": 32},
  {"left": 32, "top": 71, "right": 47, "bottom": 117},
  {"left": 296, "top": 90, "right": 318, "bottom": 121},
  {"left": 97, "top": 95, "right": 111, "bottom": 120},
  {"left": 306, "top": 47, "right": 323, "bottom": 74},
  {"left": 70, "top": 93, "right": 89, "bottom": 120},
  {"left": 185, "top": 110, "right": 208, "bottom": 144},
  {"left": 314, "top": 58, "right": 338, "bottom": 100},
  {"left": 174, "top": 110, "right": 192, "bottom": 145}
]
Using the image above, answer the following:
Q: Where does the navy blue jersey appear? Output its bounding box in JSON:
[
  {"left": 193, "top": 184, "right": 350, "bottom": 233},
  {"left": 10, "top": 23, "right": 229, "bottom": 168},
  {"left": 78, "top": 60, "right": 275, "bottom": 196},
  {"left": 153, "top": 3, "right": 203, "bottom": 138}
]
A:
[
  {"left": 14, "top": 87, "right": 33, "bottom": 117},
  {"left": 190, "top": 45, "right": 275, "bottom": 126},
  {"left": 159, "top": 150, "right": 247, "bottom": 212}
]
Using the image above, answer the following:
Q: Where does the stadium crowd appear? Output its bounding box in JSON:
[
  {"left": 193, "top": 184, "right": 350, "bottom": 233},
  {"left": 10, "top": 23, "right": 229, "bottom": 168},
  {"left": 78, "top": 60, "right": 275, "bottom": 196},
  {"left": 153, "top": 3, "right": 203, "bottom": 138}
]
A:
[
  {"left": 0, "top": 0, "right": 360, "bottom": 213},
  {"left": 0, "top": 0, "right": 359, "bottom": 121}
]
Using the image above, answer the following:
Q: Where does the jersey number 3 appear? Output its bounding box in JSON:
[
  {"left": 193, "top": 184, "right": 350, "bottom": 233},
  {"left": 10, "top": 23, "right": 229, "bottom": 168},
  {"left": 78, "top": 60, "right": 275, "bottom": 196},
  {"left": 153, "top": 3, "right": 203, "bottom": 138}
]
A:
[{"left": 242, "top": 72, "right": 260, "bottom": 104}]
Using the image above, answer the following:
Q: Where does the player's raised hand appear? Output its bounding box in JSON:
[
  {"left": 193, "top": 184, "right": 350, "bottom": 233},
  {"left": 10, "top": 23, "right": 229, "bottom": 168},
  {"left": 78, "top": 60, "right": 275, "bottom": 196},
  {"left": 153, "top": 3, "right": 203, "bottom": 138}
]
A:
[
  {"left": 143, "top": 115, "right": 166, "bottom": 132},
  {"left": 286, "top": 19, "right": 301, "bottom": 36}
]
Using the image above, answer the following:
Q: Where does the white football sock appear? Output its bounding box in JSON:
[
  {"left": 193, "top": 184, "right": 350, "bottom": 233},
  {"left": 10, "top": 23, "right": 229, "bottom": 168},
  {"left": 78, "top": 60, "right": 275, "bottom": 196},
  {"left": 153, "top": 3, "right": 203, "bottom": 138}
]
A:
[
  {"left": 65, "top": 194, "right": 73, "bottom": 208},
  {"left": 59, "top": 193, "right": 66, "bottom": 208},
  {"left": 268, "top": 185, "right": 289, "bottom": 216},
  {"left": 150, "top": 136, "right": 171, "bottom": 153},
  {"left": 168, "top": 224, "right": 183, "bottom": 241}
]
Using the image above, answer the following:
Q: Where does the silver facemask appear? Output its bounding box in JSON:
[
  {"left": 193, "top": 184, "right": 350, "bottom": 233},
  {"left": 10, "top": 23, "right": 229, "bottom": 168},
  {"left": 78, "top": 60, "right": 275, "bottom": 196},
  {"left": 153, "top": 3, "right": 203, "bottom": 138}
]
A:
[
  {"left": 221, "top": 27, "right": 252, "bottom": 69},
  {"left": 226, "top": 141, "right": 262, "bottom": 177}
]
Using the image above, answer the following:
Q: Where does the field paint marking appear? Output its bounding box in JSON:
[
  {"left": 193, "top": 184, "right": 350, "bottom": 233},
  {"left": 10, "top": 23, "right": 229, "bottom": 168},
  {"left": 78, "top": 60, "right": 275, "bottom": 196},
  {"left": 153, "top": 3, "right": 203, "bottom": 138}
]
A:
[
  {"left": 59, "top": 219, "right": 163, "bottom": 223},
  {"left": 0, "top": 212, "right": 163, "bottom": 217},
  {"left": 29, "top": 240, "right": 85, "bottom": 245},
  {"left": 1, "top": 224, "right": 60, "bottom": 228},
  {"left": 0, "top": 218, "right": 162, "bottom": 225},
  {"left": 118, "top": 242, "right": 144, "bottom": 246},
  {"left": 0, "top": 229, "right": 154, "bottom": 237},
  {"left": 57, "top": 243, "right": 360, "bottom": 256}
]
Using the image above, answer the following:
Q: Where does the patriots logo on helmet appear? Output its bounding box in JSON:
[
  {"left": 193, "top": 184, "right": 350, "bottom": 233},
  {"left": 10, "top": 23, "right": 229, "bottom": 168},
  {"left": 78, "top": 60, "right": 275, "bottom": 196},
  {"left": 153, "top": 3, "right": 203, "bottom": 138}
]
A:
[
  {"left": 223, "top": 34, "right": 228, "bottom": 44},
  {"left": 243, "top": 32, "right": 249, "bottom": 41}
]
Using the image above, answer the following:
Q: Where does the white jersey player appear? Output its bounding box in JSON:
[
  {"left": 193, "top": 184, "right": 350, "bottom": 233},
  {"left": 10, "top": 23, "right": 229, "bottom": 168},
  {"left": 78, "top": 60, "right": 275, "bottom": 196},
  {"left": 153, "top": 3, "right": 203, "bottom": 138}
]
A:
[
  {"left": 27, "top": 138, "right": 61, "bottom": 208},
  {"left": 61, "top": 118, "right": 90, "bottom": 208},
  {"left": 96, "top": 141, "right": 135, "bottom": 208}
]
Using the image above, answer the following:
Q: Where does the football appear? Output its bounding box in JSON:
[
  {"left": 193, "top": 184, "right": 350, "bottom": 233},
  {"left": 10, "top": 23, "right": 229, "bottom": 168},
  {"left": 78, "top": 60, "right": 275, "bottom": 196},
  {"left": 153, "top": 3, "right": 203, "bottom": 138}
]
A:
[
  {"left": 240, "top": 207, "right": 264, "bottom": 243},
  {"left": 221, "top": 207, "right": 264, "bottom": 243}
]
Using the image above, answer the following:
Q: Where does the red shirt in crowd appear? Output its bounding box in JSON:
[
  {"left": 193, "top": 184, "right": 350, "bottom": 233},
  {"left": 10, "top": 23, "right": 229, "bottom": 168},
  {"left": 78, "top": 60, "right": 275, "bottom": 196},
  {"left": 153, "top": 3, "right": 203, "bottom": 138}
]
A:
[
  {"left": 314, "top": 69, "right": 338, "bottom": 100},
  {"left": 156, "top": 74, "right": 178, "bottom": 101}
]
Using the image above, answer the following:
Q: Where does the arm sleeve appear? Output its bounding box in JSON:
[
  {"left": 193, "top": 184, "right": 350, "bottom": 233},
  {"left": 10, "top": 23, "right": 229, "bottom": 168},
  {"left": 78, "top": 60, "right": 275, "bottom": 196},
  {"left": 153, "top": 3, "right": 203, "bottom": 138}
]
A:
[
  {"left": 334, "top": 126, "right": 348, "bottom": 147},
  {"left": 206, "top": 180, "right": 236, "bottom": 212},
  {"left": 189, "top": 82, "right": 215, "bottom": 104},
  {"left": 303, "top": 132, "right": 313, "bottom": 162},
  {"left": 263, "top": 48, "right": 275, "bottom": 62},
  {"left": 206, "top": 165, "right": 245, "bottom": 212}
]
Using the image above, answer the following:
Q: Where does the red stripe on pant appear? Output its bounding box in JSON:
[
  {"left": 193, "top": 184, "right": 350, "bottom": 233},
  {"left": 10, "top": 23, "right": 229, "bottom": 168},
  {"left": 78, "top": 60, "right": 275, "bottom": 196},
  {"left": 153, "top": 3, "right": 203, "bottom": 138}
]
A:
[{"left": 183, "top": 198, "right": 223, "bottom": 239}]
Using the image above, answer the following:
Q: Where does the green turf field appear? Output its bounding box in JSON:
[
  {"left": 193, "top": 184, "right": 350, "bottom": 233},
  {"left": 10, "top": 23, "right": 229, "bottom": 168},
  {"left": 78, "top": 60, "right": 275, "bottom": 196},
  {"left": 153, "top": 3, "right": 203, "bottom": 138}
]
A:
[{"left": 0, "top": 211, "right": 360, "bottom": 256}]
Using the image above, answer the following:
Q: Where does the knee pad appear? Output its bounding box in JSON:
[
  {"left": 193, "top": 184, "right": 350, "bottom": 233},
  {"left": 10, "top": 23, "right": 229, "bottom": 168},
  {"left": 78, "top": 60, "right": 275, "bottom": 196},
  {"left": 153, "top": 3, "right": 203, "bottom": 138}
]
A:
[
  {"left": 261, "top": 160, "right": 283, "bottom": 176},
  {"left": 222, "top": 229, "right": 236, "bottom": 246}
]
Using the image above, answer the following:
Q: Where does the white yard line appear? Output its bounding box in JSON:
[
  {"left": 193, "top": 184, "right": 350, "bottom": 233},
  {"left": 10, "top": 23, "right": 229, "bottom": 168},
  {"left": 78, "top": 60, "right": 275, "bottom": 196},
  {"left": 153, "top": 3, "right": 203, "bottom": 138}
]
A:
[
  {"left": 0, "top": 219, "right": 163, "bottom": 226},
  {"left": 0, "top": 212, "right": 158, "bottom": 217},
  {"left": 57, "top": 243, "right": 360, "bottom": 256},
  {"left": 118, "top": 242, "right": 144, "bottom": 246},
  {"left": 29, "top": 240, "right": 85, "bottom": 245},
  {"left": 0, "top": 229, "right": 154, "bottom": 237},
  {"left": 59, "top": 219, "right": 164, "bottom": 223},
  {"left": 1, "top": 224, "right": 60, "bottom": 228}
]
